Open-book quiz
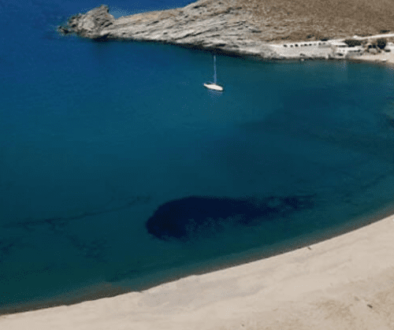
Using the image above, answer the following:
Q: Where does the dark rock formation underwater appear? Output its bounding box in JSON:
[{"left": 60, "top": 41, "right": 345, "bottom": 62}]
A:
[{"left": 146, "top": 195, "right": 314, "bottom": 241}]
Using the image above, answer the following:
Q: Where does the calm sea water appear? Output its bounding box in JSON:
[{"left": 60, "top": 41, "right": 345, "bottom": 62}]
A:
[{"left": 2, "top": 0, "right": 394, "bottom": 313}]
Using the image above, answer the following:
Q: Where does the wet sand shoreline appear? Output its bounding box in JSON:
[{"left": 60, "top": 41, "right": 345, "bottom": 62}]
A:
[{"left": 1, "top": 208, "right": 394, "bottom": 329}]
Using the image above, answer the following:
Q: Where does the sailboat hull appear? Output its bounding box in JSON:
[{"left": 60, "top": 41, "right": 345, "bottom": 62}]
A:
[{"left": 204, "top": 83, "right": 223, "bottom": 91}]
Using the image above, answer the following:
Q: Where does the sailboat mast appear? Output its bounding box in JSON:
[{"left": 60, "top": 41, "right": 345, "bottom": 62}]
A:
[
  {"left": 203, "top": 54, "right": 223, "bottom": 91},
  {"left": 213, "top": 55, "right": 217, "bottom": 84}
]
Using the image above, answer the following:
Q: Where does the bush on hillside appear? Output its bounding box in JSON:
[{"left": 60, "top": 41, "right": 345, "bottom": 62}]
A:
[
  {"left": 344, "top": 39, "right": 362, "bottom": 47},
  {"left": 377, "top": 38, "right": 387, "bottom": 49}
]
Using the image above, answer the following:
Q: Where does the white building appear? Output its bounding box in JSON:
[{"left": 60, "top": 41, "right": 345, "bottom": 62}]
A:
[
  {"left": 385, "top": 42, "right": 394, "bottom": 51},
  {"left": 330, "top": 41, "right": 363, "bottom": 57}
]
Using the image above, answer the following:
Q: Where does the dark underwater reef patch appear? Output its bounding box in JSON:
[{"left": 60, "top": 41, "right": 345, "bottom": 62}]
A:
[{"left": 146, "top": 195, "right": 314, "bottom": 241}]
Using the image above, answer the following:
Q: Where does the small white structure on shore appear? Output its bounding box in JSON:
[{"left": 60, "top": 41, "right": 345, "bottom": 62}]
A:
[
  {"left": 277, "top": 39, "right": 364, "bottom": 59},
  {"left": 282, "top": 41, "right": 330, "bottom": 48},
  {"left": 331, "top": 41, "right": 363, "bottom": 57},
  {"left": 385, "top": 42, "right": 394, "bottom": 52}
]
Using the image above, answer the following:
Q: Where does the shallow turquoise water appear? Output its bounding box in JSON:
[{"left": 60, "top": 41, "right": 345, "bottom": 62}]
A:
[{"left": 2, "top": 0, "right": 394, "bottom": 313}]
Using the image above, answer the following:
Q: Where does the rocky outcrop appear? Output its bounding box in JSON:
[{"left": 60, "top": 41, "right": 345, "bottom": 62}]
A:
[
  {"left": 61, "top": 1, "right": 279, "bottom": 59},
  {"left": 66, "top": 5, "right": 115, "bottom": 39}
]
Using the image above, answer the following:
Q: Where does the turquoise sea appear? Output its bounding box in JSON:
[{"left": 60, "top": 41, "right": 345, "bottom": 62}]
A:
[{"left": 2, "top": 0, "right": 394, "bottom": 313}]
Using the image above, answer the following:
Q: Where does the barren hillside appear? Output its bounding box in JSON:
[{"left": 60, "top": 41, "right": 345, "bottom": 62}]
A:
[{"left": 241, "top": 0, "right": 394, "bottom": 41}]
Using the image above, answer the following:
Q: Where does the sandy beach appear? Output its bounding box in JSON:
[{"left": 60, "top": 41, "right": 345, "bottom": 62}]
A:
[
  {"left": 356, "top": 51, "right": 394, "bottom": 66},
  {"left": 1, "top": 209, "right": 393, "bottom": 329}
]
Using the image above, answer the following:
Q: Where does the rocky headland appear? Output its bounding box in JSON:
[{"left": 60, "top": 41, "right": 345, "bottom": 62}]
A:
[
  {"left": 62, "top": 2, "right": 280, "bottom": 58},
  {"left": 60, "top": 0, "right": 394, "bottom": 60}
]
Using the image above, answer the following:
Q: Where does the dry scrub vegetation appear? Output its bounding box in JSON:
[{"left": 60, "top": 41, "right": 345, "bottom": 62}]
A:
[{"left": 235, "top": 0, "right": 394, "bottom": 41}]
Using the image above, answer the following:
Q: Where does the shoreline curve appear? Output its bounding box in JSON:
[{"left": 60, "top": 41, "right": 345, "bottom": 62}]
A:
[{"left": 1, "top": 211, "right": 394, "bottom": 329}]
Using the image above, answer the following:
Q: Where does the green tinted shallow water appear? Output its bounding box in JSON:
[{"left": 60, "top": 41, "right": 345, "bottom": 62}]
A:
[{"left": 2, "top": 0, "right": 394, "bottom": 313}]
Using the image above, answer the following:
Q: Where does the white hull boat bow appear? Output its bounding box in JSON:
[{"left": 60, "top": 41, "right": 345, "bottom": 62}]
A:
[{"left": 204, "top": 83, "right": 224, "bottom": 91}]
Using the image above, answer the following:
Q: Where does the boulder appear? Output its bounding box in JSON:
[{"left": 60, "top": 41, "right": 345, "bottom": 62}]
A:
[{"left": 57, "top": 26, "right": 71, "bottom": 35}]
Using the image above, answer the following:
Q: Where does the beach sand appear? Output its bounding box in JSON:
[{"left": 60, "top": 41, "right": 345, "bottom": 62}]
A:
[
  {"left": 356, "top": 51, "right": 394, "bottom": 66},
  {"left": 1, "top": 211, "right": 393, "bottom": 329}
]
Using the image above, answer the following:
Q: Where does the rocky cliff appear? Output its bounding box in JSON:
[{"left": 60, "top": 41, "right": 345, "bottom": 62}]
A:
[{"left": 61, "top": 1, "right": 279, "bottom": 58}]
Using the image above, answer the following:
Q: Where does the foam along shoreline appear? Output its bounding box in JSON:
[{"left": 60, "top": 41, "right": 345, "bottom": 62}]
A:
[{"left": 1, "top": 213, "right": 394, "bottom": 329}]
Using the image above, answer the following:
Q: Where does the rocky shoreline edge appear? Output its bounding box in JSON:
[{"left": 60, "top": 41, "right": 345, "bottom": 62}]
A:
[
  {"left": 57, "top": 3, "right": 304, "bottom": 59},
  {"left": 58, "top": 3, "right": 394, "bottom": 62}
]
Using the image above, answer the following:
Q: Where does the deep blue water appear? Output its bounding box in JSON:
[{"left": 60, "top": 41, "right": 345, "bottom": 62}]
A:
[{"left": 2, "top": 0, "right": 394, "bottom": 313}]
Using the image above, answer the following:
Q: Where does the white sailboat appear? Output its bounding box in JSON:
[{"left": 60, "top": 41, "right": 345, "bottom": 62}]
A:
[{"left": 204, "top": 55, "right": 223, "bottom": 92}]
